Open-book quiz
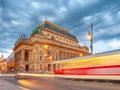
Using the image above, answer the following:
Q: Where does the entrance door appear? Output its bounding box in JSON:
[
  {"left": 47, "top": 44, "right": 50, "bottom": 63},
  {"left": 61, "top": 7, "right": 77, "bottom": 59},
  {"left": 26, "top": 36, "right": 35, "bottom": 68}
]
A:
[
  {"left": 25, "top": 64, "right": 29, "bottom": 72},
  {"left": 48, "top": 64, "right": 51, "bottom": 71}
]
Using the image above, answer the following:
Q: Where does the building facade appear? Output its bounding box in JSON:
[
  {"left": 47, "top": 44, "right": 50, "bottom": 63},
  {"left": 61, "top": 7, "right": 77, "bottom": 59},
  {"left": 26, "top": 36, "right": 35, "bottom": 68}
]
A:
[
  {"left": 0, "top": 58, "right": 7, "bottom": 73},
  {"left": 13, "top": 21, "right": 89, "bottom": 73}
]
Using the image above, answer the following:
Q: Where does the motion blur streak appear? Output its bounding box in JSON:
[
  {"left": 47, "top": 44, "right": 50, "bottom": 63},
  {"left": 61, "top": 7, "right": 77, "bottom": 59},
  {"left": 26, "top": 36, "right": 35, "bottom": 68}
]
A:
[
  {"left": 18, "top": 80, "right": 35, "bottom": 87},
  {"left": 17, "top": 73, "right": 57, "bottom": 77}
]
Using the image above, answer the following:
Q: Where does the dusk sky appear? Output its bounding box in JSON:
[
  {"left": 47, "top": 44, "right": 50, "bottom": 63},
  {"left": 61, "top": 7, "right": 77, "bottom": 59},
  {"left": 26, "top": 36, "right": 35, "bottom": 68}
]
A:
[{"left": 0, "top": 0, "right": 120, "bottom": 58}]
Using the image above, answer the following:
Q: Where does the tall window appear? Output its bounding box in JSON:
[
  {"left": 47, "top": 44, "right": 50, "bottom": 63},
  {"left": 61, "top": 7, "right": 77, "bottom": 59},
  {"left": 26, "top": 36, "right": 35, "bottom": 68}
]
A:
[
  {"left": 25, "top": 51, "right": 29, "bottom": 61},
  {"left": 40, "top": 56, "right": 42, "bottom": 61},
  {"left": 53, "top": 64, "right": 56, "bottom": 70},
  {"left": 40, "top": 64, "right": 42, "bottom": 70}
]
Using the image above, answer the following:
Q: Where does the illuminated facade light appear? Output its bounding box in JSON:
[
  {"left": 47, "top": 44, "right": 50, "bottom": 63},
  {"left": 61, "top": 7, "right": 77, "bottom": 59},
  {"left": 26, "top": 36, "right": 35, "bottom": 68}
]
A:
[
  {"left": 43, "top": 44, "right": 49, "bottom": 49},
  {"left": 87, "top": 32, "right": 92, "bottom": 41},
  {"left": 80, "top": 53, "right": 83, "bottom": 56}
]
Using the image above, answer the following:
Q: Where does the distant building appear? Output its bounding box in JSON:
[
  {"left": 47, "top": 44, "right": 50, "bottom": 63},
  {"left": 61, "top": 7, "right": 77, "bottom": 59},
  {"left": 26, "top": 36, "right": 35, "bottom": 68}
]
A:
[
  {"left": 0, "top": 58, "right": 7, "bottom": 73},
  {"left": 13, "top": 21, "right": 89, "bottom": 73},
  {"left": 7, "top": 52, "right": 15, "bottom": 72}
]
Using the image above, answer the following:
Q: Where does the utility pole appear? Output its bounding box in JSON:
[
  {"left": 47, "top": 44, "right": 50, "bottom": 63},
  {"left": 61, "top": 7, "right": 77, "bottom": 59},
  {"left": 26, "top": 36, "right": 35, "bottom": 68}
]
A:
[
  {"left": 90, "top": 23, "right": 93, "bottom": 54},
  {"left": 87, "top": 23, "right": 93, "bottom": 54}
]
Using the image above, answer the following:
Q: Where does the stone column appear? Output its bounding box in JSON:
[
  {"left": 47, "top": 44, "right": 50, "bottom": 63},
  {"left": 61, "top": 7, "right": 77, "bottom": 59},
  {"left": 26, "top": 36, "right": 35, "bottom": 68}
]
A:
[
  {"left": 34, "top": 46, "right": 38, "bottom": 72},
  {"left": 21, "top": 50, "right": 25, "bottom": 72}
]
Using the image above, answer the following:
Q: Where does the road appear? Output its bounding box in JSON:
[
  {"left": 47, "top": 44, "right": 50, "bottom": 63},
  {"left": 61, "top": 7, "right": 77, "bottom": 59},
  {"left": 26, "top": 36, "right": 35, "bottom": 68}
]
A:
[{"left": 1, "top": 75, "right": 120, "bottom": 90}]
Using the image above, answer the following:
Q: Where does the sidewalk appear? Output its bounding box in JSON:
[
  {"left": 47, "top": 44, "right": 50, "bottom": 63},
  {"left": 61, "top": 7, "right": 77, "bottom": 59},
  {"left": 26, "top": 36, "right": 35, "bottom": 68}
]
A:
[{"left": 0, "top": 79, "right": 29, "bottom": 90}]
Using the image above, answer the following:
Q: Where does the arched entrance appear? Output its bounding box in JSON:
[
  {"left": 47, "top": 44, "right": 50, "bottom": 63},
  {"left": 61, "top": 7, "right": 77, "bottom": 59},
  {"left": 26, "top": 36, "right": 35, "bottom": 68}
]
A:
[{"left": 25, "top": 64, "right": 29, "bottom": 72}]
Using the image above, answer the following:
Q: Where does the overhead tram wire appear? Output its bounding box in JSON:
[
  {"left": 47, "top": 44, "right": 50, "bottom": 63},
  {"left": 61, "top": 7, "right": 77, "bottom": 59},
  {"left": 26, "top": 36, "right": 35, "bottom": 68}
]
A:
[
  {"left": 72, "top": 4, "right": 120, "bottom": 30},
  {"left": 1, "top": 0, "right": 5, "bottom": 56},
  {"left": 2, "top": 0, "right": 5, "bottom": 33},
  {"left": 94, "top": 19, "right": 120, "bottom": 30},
  {"left": 73, "top": 4, "right": 120, "bottom": 54},
  {"left": 71, "top": 3, "right": 120, "bottom": 40},
  {"left": 85, "top": 4, "right": 120, "bottom": 24},
  {"left": 70, "top": 4, "right": 120, "bottom": 35},
  {"left": 1, "top": 0, "right": 6, "bottom": 42}
]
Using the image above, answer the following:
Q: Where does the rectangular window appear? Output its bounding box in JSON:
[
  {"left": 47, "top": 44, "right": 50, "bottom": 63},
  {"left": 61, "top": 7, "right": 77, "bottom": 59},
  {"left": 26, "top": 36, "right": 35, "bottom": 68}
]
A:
[{"left": 40, "top": 56, "right": 42, "bottom": 61}]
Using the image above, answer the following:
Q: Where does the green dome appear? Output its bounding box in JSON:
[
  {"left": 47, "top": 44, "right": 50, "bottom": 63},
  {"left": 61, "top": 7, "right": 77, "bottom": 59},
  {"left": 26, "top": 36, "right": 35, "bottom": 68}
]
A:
[{"left": 31, "top": 24, "right": 43, "bottom": 35}]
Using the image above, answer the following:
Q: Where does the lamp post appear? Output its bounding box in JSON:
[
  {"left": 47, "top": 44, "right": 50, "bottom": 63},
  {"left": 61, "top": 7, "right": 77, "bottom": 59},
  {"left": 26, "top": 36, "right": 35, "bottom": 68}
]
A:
[
  {"left": 87, "top": 23, "right": 93, "bottom": 54},
  {"left": 43, "top": 44, "right": 49, "bottom": 72},
  {"left": 43, "top": 44, "right": 53, "bottom": 73}
]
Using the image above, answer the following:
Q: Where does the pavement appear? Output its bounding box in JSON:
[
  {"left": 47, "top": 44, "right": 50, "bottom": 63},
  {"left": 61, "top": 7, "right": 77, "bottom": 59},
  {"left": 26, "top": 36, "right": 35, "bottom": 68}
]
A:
[
  {"left": 0, "top": 74, "right": 30, "bottom": 90},
  {"left": 0, "top": 79, "right": 30, "bottom": 90},
  {"left": 0, "top": 73, "right": 120, "bottom": 90}
]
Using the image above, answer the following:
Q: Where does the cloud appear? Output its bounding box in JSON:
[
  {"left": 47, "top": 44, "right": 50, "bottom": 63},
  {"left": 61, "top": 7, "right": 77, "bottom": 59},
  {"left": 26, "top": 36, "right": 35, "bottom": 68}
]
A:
[
  {"left": 94, "top": 39, "right": 120, "bottom": 53},
  {"left": 31, "top": 1, "right": 41, "bottom": 8},
  {"left": 0, "top": 0, "right": 120, "bottom": 58},
  {"left": 109, "top": 39, "right": 120, "bottom": 49},
  {"left": 0, "top": 49, "right": 13, "bottom": 58}
]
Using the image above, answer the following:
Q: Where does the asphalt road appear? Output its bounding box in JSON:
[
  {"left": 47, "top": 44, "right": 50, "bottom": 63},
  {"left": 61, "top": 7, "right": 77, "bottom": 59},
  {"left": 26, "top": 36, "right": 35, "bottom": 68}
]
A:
[{"left": 1, "top": 75, "right": 120, "bottom": 90}]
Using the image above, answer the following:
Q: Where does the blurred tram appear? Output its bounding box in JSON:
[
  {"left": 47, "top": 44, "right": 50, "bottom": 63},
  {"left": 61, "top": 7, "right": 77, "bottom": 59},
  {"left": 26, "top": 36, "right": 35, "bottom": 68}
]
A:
[{"left": 52, "top": 50, "right": 120, "bottom": 75}]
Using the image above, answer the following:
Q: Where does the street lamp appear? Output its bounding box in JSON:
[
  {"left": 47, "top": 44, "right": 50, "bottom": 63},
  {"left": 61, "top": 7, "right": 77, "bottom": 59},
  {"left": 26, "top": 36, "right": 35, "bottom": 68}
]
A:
[
  {"left": 87, "top": 23, "right": 93, "bottom": 54},
  {"left": 43, "top": 44, "right": 48, "bottom": 50},
  {"left": 43, "top": 44, "right": 49, "bottom": 72}
]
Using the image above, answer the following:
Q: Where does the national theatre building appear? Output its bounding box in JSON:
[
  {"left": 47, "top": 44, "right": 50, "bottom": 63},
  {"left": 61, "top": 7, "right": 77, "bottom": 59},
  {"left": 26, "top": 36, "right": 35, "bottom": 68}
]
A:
[{"left": 13, "top": 21, "right": 89, "bottom": 73}]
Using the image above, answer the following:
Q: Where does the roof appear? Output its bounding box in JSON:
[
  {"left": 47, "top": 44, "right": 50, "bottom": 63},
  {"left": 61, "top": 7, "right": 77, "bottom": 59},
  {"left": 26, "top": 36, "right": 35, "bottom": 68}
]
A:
[
  {"left": 31, "top": 21, "right": 77, "bottom": 40},
  {"left": 0, "top": 58, "right": 7, "bottom": 62}
]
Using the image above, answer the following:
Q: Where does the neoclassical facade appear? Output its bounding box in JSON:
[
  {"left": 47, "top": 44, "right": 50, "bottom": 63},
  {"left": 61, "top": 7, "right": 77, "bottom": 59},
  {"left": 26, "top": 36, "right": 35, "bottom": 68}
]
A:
[{"left": 13, "top": 21, "right": 89, "bottom": 73}]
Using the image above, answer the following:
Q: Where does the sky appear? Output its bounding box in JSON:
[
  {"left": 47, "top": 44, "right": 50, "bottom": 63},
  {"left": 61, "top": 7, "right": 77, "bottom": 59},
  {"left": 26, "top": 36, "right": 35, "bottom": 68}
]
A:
[{"left": 0, "top": 0, "right": 120, "bottom": 58}]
